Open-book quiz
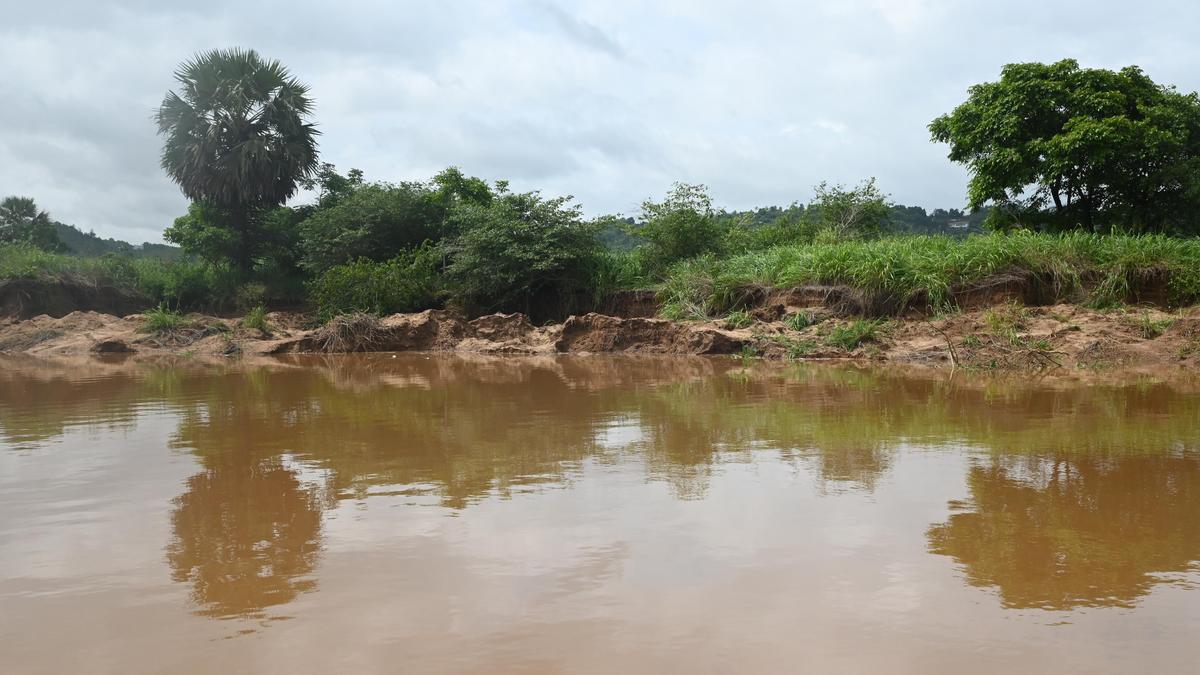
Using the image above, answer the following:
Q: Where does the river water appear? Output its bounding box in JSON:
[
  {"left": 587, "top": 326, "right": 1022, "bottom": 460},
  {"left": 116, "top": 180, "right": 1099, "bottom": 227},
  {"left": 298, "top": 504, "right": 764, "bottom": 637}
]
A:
[{"left": 1, "top": 354, "right": 1199, "bottom": 674}]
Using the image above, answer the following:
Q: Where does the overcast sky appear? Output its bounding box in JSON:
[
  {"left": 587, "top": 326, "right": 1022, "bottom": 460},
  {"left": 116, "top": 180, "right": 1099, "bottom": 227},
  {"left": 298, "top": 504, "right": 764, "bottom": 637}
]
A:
[{"left": 3, "top": 1, "right": 1199, "bottom": 243}]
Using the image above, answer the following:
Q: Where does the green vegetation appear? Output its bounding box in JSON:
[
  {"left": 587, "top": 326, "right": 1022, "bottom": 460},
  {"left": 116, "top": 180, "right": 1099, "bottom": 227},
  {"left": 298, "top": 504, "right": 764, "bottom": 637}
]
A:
[
  {"left": 139, "top": 305, "right": 192, "bottom": 334},
  {"left": 659, "top": 232, "right": 1200, "bottom": 319},
  {"left": 309, "top": 245, "right": 441, "bottom": 320},
  {"left": 241, "top": 306, "right": 271, "bottom": 334},
  {"left": 1132, "top": 311, "right": 1174, "bottom": 339},
  {"left": 826, "top": 320, "right": 881, "bottom": 350},
  {"left": 156, "top": 48, "right": 319, "bottom": 273},
  {"left": 723, "top": 310, "right": 754, "bottom": 329},
  {"left": 6, "top": 56, "right": 1200, "bottom": 327},
  {"left": 931, "top": 59, "right": 1200, "bottom": 233}
]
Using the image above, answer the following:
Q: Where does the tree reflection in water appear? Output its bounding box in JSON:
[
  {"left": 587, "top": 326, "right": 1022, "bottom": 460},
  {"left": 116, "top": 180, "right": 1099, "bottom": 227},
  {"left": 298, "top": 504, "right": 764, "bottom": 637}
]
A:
[
  {"left": 928, "top": 453, "right": 1200, "bottom": 610},
  {"left": 166, "top": 456, "right": 323, "bottom": 619}
]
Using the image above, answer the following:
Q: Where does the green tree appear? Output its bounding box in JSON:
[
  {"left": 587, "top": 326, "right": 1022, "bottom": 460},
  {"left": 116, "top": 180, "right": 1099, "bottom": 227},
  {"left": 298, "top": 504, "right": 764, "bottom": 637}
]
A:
[
  {"left": 298, "top": 182, "right": 448, "bottom": 272},
  {"left": 156, "top": 48, "right": 320, "bottom": 272},
  {"left": 0, "top": 196, "right": 67, "bottom": 252},
  {"left": 444, "top": 186, "right": 603, "bottom": 316},
  {"left": 808, "top": 178, "right": 891, "bottom": 239},
  {"left": 930, "top": 59, "right": 1200, "bottom": 233},
  {"left": 628, "top": 183, "right": 726, "bottom": 275}
]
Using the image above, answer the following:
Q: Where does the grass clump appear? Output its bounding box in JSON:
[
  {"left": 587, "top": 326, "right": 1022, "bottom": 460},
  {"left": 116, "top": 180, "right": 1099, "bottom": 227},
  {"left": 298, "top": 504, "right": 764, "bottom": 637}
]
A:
[
  {"left": 825, "top": 319, "right": 881, "bottom": 350},
  {"left": 313, "top": 312, "right": 385, "bottom": 352},
  {"left": 241, "top": 306, "right": 272, "bottom": 334},
  {"left": 1131, "top": 310, "right": 1174, "bottom": 339},
  {"left": 784, "top": 311, "right": 822, "bottom": 331},
  {"left": 139, "top": 305, "right": 192, "bottom": 334},
  {"left": 723, "top": 309, "right": 754, "bottom": 329},
  {"left": 984, "top": 302, "right": 1027, "bottom": 345}
]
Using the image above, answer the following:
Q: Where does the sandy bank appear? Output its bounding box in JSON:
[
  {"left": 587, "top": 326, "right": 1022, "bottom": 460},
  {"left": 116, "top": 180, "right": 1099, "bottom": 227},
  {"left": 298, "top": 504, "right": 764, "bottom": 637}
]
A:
[{"left": 2, "top": 300, "right": 1199, "bottom": 373}]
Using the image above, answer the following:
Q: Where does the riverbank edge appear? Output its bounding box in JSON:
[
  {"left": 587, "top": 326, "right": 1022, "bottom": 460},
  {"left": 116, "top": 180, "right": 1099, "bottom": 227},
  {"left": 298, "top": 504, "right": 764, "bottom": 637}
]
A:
[{"left": 2, "top": 297, "right": 1198, "bottom": 374}]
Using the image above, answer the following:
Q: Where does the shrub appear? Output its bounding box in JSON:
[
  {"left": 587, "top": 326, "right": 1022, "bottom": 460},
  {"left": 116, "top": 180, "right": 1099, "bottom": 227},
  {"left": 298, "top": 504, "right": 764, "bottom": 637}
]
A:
[
  {"left": 309, "top": 243, "right": 442, "bottom": 320},
  {"left": 627, "top": 183, "right": 728, "bottom": 276},
  {"left": 299, "top": 182, "right": 448, "bottom": 272},
  {"left": 443, "top": 189, "right": 604, "bottom": 316}
]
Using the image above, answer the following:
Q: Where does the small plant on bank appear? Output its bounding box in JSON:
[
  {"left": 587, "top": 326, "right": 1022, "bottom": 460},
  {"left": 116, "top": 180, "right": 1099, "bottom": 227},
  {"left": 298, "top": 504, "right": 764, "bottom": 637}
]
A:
[
  {"left": 984, "top": 302, "right": 1026, "bottom": 345},
  {"left": 139, "top": 305, "right": 191, "bottom": 334},
  {"left": 825, "top": 319, "right": 881, "bottom": 350},
  {"left": 1132, "top": 310, "right": 1173, "bottom": 339},
  {"left": 784, "top": 311, "right": 821, "bottom": 331},
  {"left": 241, "top": 305, "right": 272, "bottom": 334},
  {"left": 735, "top": 344, "right": 760, "bottom": 364},
  {"left": 961, "top": 334, "right": 983, "bottom": 348},
  {"left": 724, "top": 309, "right": 754, "bottom": 329}
]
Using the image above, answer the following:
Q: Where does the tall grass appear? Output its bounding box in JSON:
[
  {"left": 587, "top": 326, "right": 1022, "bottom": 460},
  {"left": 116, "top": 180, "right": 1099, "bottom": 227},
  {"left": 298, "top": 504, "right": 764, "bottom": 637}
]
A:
[{"left": 660, "top": 232, "right": 1200, "bottom": 318}]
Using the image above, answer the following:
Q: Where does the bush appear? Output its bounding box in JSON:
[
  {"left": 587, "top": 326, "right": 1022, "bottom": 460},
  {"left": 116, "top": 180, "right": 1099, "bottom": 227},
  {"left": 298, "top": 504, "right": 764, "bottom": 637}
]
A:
[
  {"left": 309, "top": 243, "right": 442, "bottom": 319},
  {"left": 299, "top": 182, "right": 448, "bottom": 272},
  {"left": 443, "top": 189, "right": 604, "bottom": 316},
  {"left": 627, "top": 183, "right": 728, "bottom": 276}
]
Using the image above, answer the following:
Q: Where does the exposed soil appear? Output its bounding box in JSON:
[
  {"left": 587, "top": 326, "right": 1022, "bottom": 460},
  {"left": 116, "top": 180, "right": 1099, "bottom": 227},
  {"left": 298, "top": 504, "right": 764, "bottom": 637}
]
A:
[
  {"left": 0, "top": 277, "right": 151, "bottom": 319},
  {"left": 2, "top": 299, "right": 1199, "bottom": 374}
]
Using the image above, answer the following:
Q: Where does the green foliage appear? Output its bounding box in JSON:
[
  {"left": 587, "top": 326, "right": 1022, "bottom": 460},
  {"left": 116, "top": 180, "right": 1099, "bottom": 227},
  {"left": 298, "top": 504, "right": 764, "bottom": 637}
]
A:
[
  {"left": 930, "top": 59, "right": 1200, "bottom": 233},
  {"left": 299, "top": 181, "right": 449, "bottom": 272},
  {"left": 139, "top": 305, "right": 192, "bottom": 334},
  {"left": 627, "top": 183, "right": 727, "bottom": 276},
  {"left": 723, "top": 309, "right": 754, "bottom": 329},
  {"left": 1, "top": 197, "right": 67, "bottom": 252},
  {"left": 309, "top": 244, "right": 442, "bottom": 319},
  {"left": 658, "top": 232, "right": 1200, "bottom": 319},
  {"left": 808, "top": 179, "right": 892, "bottom": 240},
  {"left": 242, "top": 306, "right": 271, "bottom": 334},
  {"left": 443, "top": 189, "right": 604, "bottom": 315},
  {"left": 156, "top": 48, "right": 319, "bottom": 270},
  {"left": 784, "top": 312, "right": 820, "bottom": 331},
  {"left": 826, "top": 320, "right": 881, "bottom": 350},
  {"left": 1132, "top": 311, "right": 1174, "bottom": 339}
]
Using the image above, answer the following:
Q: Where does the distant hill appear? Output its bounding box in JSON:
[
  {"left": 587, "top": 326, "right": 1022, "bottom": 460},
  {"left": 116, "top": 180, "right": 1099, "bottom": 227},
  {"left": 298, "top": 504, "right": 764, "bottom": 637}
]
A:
[{"left": 53, "top": 223, "right": 181, "bottom": 260}]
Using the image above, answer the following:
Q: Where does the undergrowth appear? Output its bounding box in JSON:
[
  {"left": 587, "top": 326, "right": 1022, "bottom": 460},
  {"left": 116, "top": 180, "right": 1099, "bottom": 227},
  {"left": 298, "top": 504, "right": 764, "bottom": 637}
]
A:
[{"left": 659, "top": 232, "right": 1200, "bottom": 319}]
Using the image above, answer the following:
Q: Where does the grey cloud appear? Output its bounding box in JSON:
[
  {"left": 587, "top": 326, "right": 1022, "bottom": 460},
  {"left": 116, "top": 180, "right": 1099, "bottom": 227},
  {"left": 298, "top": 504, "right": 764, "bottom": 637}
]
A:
[{"left": 3, "top": 0, "right": 1200, "bottom": 242}]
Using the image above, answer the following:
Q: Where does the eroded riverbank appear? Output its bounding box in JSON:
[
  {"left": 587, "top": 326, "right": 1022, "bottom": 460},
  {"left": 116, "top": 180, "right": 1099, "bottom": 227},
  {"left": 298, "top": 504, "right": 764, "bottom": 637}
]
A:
[{"left": 2, "top": 300, "right": 1199, "bottom": 373}]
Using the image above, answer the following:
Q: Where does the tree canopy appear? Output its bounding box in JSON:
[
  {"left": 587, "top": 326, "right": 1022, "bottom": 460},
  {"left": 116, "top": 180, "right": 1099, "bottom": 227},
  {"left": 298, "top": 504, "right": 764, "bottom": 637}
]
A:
[
  {"left": 0, "top": 196, "right": 66, "bottom": 252},
  {"left": 930, "top": 59, "right": 1200, "bottom": 233}
]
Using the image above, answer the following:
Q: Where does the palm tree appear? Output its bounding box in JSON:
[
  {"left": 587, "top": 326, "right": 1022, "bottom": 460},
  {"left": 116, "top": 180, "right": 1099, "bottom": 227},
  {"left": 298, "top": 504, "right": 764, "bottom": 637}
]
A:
[{"left": 156, "top": 48, "right": 319, "bottom": 272}]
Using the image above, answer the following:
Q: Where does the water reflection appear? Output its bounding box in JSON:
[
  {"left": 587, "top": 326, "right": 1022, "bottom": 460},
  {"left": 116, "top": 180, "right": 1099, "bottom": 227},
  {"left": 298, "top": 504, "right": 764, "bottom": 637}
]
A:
[
  {"left": 167, "top": 456, "right": 323, "bottom": 618},
  {"left": 928, "top": 453, "right": 1200, "bottom": 610},
  {"left": 2, "top": 354, "right": 1200, "bottom": 623}
]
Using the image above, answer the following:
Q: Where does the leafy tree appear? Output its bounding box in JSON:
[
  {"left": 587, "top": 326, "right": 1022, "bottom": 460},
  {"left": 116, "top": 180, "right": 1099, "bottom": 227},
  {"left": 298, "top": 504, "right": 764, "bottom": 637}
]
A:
[
  {"left": 156, "top": 48, "right": 320, "bottom": 271},
  {"left": 808, "top": 178, "right": 891, "bottom": 240},
  {"left": 628, "top": 183, "right": 726, "bottom": 275},
  {"left": 930, "top": 59, "right": 1200, "bottom": 233},
  {"left": 298, "top": 182, "right": 448, "bottom": 272},
  {"left": 444, "top": 186, "right": 603, "bottom": 315},
  {"left": 0, "top": 196, "right": 67, "bottom": 251}
]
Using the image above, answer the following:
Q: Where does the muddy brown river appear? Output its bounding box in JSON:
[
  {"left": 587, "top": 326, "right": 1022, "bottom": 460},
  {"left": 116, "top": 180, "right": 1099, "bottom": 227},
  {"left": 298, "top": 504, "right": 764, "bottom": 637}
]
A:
[{"left": 1, "top": 354, "right": 1199, "bottom": 674}]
